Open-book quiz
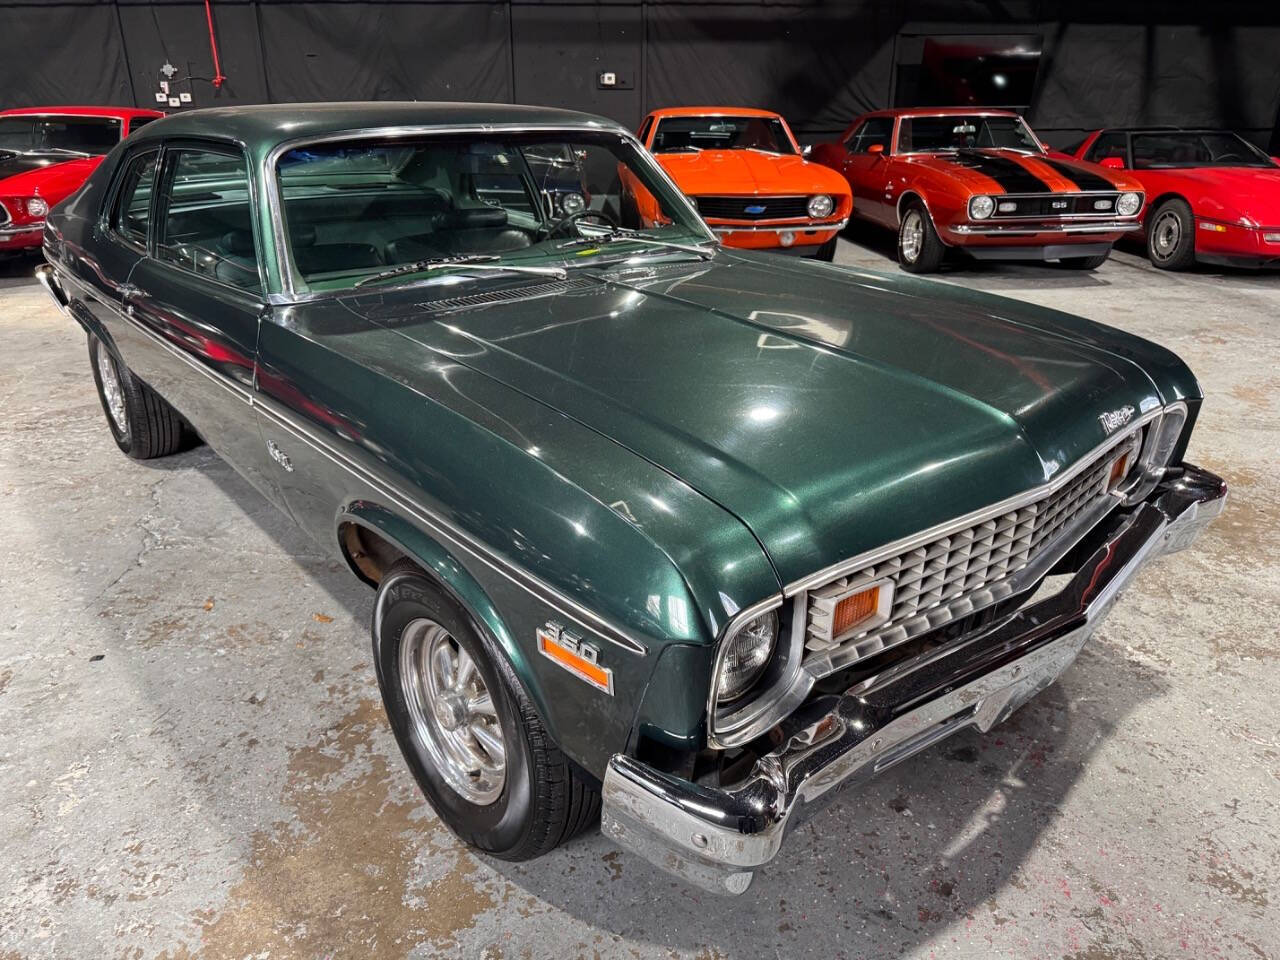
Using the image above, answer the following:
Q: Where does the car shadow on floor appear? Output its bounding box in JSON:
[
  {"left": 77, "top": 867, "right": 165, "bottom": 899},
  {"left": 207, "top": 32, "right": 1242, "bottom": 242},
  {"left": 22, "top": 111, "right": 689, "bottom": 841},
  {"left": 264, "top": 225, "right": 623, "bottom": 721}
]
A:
[{"left": 0, "top": 251, "right": 41, "bottom": 288}]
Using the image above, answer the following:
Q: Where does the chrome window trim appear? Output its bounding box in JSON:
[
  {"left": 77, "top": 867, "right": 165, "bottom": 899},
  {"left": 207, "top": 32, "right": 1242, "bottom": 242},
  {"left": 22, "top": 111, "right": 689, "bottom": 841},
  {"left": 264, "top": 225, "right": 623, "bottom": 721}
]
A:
[
  {"left": 261, "top": 121, "right": 714, "bottom": 303},
  {"left": 52, "top": 267, "right": 645, "bottom": 658},
  {"left": 785, "top": 406, "right": 1165, "bottom": 598},
  {"left": 154, "top": 140, "right": 271, "bottom": 297}
]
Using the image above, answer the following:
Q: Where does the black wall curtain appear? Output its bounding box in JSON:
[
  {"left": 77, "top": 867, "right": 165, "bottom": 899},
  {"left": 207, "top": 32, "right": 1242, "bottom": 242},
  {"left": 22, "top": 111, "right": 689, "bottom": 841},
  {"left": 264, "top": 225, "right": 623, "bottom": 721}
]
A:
[{"left": 0, "top": 1, "right": 1277, "bottom": 147}]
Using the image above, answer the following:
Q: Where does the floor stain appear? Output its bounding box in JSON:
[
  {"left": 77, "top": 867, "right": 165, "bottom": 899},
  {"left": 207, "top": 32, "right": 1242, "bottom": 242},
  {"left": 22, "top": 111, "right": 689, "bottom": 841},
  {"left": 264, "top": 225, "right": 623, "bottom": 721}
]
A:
[{"left": 192, "top": 698, "right": 497, "bottom": 958}]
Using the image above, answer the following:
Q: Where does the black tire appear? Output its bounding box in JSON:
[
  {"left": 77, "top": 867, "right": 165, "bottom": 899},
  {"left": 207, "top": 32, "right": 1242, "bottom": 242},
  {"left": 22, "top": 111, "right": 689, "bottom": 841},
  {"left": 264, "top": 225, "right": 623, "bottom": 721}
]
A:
[
  {"left": 811, "top": 235, "right": 838, "bottom": 262},
  {"left": 1146, "top": 198, "right": 1196, "bottom": 271},
  {"left": 88, "top": 333, "right": 186, "bottom": 460},
  {"left": 1059, "top": 253, "right": 1109, "bottom": 270},
  {"left": 372, "top": 559, "right": 599, "bottom": 860},
  {"left": 898, "top": 201, "right": 945, "bottom": 273}
]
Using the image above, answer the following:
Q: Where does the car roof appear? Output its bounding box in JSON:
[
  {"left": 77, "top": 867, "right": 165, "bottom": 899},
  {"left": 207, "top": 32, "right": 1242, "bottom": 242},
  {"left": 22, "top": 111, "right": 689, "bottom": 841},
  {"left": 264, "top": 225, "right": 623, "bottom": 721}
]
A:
[
  {"left": 125, "top": 101, "right": 627, "bottom": 154},
  {"left": 647, "top": 106, "right": 784, "bottom": 120},
  {"left": 0, "top": 105, "right": 164, "bottom": 120},
  {"left": 1096, "top": 127, "right": 1237, "bottom": 135}
]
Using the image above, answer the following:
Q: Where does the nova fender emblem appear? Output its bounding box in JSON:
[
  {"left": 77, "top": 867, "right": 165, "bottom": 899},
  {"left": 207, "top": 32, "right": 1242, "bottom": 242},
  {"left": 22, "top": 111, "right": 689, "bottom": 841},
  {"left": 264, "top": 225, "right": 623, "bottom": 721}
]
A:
[
  {"left": 744, "top": 204, "right": 767, "bottom": 215},
  {"left": 537, "top": 622, "right": 614, "bottom": 695},
  {"left": 1098, "top": 405, "right": 1136, "bottom": 435}
]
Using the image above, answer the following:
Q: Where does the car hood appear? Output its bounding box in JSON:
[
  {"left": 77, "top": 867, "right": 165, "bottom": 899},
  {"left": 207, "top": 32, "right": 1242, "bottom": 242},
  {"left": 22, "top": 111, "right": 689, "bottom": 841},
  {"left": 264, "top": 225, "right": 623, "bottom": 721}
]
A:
[
  {"left": 904, "top": 149, "right": 1140, "bottom": 194},
  {"left": 0, "top": 154, "right": 97, "bottom": 194},
  {"left": 1152, "top": 167, "right": 1280, "bottom": 224},
  {"left": 346, "top": 253, "right": 1170, "bottom": 587},
  {"left": 655, "top": 150, "right": 848, "bottom": 197}
]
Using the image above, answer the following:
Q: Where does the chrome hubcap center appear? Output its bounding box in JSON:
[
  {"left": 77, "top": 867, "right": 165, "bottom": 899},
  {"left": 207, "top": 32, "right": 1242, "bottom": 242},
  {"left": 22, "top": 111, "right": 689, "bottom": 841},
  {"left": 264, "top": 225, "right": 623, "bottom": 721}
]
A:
[{"left": 434, "top": 693, "right": 468, "bottom": 731}]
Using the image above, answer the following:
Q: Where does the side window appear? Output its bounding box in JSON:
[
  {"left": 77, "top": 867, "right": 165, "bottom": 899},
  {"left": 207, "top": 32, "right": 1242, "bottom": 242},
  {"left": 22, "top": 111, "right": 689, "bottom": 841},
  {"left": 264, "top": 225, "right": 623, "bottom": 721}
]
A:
[
  {"left": 111, "top": 150, "right": 159, "bottom": 248},
  {"left": 158, "top": 148, "right": 261, "bottom": 293},
  {"left": 637, "top": 117, "right": 654, "bottom": 145},
  {"left": 842, "top": 121, "right": 867, "bottom": 150},
  {"left": 127, "top": 116, "right": 157, "bottom": 137},
  {"left": 852, "top": 117, "right": 893, "bottom": 154},
  {"left": 1086, "top": 132, "right": 1128, "bottom": 165}
]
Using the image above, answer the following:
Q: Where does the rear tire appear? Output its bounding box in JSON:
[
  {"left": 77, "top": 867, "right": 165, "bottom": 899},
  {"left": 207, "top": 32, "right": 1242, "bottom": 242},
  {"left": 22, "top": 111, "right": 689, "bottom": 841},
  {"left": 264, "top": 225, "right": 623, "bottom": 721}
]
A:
[
  {"left": 1147, "top": 198, "right": 1196, "bottom": 270},
  {"left": 1059, "top": 253, "right": 1108, "bottom": 270},
  {"left": 88, "top": 333, "right": 186, "bottom": 460},
  {"left": 373, "top": 558, "right": 599, "bottom": 860},
  {"left": 898, "top": 202, "right": 945, "bottom": 273}
]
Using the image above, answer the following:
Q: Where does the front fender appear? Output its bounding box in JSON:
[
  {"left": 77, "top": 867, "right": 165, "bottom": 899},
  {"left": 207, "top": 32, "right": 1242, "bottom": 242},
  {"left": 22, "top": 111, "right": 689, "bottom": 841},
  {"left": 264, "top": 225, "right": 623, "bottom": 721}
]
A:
[{"left": 338, "top": 500, "right": 551, "bottom": 721}]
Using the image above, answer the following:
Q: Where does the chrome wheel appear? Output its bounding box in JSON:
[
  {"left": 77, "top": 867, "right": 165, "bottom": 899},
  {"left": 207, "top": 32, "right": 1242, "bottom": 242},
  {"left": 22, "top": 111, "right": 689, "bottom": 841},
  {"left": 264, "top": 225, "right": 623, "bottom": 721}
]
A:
[
  {"left": 96, "top": 346, "right": 128, "bottom": 434},
  {"left": 900, "top": 210, "right": 924, "bottom": 263},
  {"left": 399, "top": 618, "right": 506, "bottom": 805},
  {"left": 1151, "top": 211, "right": 1182, "bottom": 261}
]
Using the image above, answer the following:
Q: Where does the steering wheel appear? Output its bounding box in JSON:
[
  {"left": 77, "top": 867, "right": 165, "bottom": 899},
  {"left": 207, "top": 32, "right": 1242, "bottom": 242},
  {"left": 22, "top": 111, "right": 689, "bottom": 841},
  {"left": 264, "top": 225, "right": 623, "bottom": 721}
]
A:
[
  {"left": 1215, "top": 153, "right": 1246, "bottom": 162},
  {"left": 545, "top": 207, "right": 619, "bottom": 238}
]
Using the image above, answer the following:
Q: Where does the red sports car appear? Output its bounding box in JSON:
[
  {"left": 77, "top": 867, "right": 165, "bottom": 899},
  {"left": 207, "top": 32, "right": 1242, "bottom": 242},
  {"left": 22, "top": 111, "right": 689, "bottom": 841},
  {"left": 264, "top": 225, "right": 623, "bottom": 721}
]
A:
[
  {"left": 1, "top": 106, "right": 162, "bottom": 254},
  {"left": 1069, "top": 128, "right": 1280, "bottom": 270},
  {"left": 809, "top": 108, "right": 1145, "bottom": 272}
]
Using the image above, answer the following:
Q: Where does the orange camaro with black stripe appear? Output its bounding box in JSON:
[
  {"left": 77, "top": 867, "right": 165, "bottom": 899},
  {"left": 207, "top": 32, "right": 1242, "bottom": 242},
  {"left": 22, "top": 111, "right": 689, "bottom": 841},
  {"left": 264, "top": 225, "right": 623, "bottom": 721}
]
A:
[{"left": 809, "top": 108, "right": 1145, "bottom": 273}]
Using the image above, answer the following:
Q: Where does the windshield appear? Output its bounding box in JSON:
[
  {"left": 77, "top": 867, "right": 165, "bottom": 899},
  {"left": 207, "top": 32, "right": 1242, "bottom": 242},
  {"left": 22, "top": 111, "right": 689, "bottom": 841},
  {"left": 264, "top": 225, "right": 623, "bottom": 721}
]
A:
[
  {"left": 898, "top": 115, "right": 1042, "bottom": 153},
  {"left": 275, "top": 132, "right": 709, "bottom": 293},
  {"left": 1131, "top": 132, "right": 1274, "bottom": 169},
  {"left": 651, "top": 116, "right": 796, "bottom": 155},
  {"left": 0, "top": 115, "right": 121, "bottom": 156}
]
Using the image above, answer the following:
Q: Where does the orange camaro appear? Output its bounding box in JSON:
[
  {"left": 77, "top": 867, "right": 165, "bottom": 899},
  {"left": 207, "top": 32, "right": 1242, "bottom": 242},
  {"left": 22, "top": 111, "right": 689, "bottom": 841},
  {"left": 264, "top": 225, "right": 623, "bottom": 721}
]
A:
[{"left": 636, "top": 107, "right": 851, "bottom": 260}]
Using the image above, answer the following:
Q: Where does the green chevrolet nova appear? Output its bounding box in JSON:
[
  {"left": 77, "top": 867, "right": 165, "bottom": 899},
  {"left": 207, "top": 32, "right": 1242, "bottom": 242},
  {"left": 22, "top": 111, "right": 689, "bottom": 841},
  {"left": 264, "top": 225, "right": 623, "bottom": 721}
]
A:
[{"left": 37, "top": 102, "right": 1226, "bottom": 894}]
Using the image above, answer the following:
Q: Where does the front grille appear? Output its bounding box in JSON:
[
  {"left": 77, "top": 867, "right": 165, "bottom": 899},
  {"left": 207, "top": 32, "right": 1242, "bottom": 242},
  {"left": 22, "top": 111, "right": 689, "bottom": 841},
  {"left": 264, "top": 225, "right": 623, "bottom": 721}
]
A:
[
  {"left": 803, "top": 430, "right": 1143, "bottom": 673},
  {"left": 0, "top": 202, "right": 11, "bottom": 227},
  {"left": 694, "top": 196, "right": 811, "bottom": 220},
  {"left": 992, "top": 194, "right": 1120, "bottom": 218}
]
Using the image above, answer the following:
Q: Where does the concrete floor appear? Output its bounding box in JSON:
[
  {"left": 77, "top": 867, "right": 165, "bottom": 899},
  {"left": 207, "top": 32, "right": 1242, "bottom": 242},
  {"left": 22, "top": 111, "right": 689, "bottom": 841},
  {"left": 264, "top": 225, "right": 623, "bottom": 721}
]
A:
[{"left": 1, "top": 234, "right": 1277, "bottom": 960}]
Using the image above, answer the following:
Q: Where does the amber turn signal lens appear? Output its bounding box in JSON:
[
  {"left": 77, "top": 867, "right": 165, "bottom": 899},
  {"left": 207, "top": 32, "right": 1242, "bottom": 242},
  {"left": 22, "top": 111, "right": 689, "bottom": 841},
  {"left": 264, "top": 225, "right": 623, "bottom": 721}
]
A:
[
  {"left": 833, "top": 585, "right": 880, "bottom": 637},
  {"left": 1108, "top": 453, "right": 1130, "bottom": 490}
]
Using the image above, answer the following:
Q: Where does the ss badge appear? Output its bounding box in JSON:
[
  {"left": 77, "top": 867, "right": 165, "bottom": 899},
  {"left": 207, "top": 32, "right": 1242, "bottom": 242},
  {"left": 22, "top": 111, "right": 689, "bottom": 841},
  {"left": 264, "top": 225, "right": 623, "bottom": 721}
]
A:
[{"left": 537, "top": 622, "right": 614, "bottom": 695}]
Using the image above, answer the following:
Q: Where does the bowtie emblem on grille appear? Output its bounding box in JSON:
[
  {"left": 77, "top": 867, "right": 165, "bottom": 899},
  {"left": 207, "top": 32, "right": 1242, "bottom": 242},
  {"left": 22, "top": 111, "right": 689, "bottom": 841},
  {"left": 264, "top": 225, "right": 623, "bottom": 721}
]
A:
[
  {"left": 744, "top": 204, "right": 767, "bottom": 214},
  {"left": 1098, "top": 405, "right": 1135, "bottom": 435}
]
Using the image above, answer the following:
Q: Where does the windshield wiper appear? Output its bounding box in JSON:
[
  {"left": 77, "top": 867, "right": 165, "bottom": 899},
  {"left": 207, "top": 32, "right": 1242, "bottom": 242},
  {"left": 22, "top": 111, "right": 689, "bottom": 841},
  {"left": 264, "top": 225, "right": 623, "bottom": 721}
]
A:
[
  {"left": 557, "top": 228, "right": 715, "bottom": 260},
  {"left": 33, "top": 147, "right": 92, "bottom": 158},
  {"left": 354, "top": 254, "right": 568, "bottom": 288}
]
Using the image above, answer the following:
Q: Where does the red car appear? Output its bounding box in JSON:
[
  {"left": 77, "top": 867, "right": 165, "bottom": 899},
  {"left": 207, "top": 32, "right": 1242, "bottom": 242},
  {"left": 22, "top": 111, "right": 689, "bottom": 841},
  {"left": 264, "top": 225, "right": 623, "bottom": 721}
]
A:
[
  {"left": 1, "top": 106, "right": 162, "bottom": 255},
  {"left": 809, "top": 108, "right": 1145, "bottom": 272},
  {"left": 1068, "top": 128, "right": 1280, "bottom": 270}
]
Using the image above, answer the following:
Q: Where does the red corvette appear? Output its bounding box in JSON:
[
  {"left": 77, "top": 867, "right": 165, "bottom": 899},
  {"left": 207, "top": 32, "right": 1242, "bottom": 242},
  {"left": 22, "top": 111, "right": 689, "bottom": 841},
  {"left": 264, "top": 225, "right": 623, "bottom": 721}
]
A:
[
  {"left": 1069, "top": 128, "right": 1280, "bottom": 270},
  {"left": 809, "top": 108, "right": 1145, "bottom": 272},
  {"left": 1, "top": 106, "right": 162, "bottom": 254}
]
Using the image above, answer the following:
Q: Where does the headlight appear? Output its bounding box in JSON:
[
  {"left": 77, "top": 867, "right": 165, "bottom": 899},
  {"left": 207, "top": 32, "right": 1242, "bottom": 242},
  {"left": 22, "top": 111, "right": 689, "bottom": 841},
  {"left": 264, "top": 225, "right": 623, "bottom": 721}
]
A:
[
  {"left": 1148, "top": 402, "right": 1188, "bottom": 470},
  {"left": 559, "top": 191, "right": 586, "bottom": 216},
  {"left": 1116, "top": 192, "right": 1142, "bottom": 216},
  {"left": 969, "top": 195, "right": 995, "bottom": 220},
  {"left": 26, "top": 197, "right": 49, "bottom": 218},
  {"left": 715, "top": 609, "right": 778, "bottom": 703},
  {"left": 807, "top": 194, "right": 834, "bottom": 219}
]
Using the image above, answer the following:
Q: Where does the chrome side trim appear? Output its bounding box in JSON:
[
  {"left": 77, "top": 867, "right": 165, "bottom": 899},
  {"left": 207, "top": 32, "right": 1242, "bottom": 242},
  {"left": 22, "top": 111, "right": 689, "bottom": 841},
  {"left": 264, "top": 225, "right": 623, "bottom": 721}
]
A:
[
  {"left": 53, "top": 266, "right": 646, "bottom": 657},
  {"left": 252, "top": 396, "right": 646, "bottom": 657},
  {"left": 785, "top": 408, "right": 1162, "bottom": 598}
]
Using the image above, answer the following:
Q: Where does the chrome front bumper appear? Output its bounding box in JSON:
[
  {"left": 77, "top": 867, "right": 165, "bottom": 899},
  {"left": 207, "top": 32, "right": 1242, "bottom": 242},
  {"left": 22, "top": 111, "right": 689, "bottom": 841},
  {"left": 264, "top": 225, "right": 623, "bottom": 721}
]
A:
[
  {"left": 602, "top": 464, "right": 1227, "bottom": 894},
  {"left": 949, "top": 220, "right": 1141, "bottom": 236}
]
